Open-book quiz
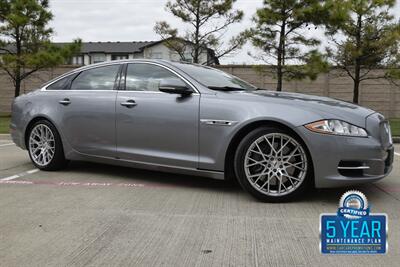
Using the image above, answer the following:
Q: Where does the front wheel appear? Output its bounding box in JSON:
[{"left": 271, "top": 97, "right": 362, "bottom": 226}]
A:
[
  {"left": 234, "top": 127, "right": 312, "bottom": 202},
  {"left": 27, "top": 120, "right": 68, "bottom": 171}
]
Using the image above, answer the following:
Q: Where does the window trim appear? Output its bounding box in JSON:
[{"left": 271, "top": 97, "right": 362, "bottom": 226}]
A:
[
  {"left": 122, "top": 62, "right": 199, "bottom": 94},
  {"left": 44, "top": 63, "right": 123, "bottom": 92},
  {"left": 42, "top": 61, "right": 199, "bottom": 94}
]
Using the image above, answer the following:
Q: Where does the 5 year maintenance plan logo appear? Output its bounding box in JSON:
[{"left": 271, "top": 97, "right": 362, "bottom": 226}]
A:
[{"left": 320, "top": 190, "right": 388, "bottom": 254}]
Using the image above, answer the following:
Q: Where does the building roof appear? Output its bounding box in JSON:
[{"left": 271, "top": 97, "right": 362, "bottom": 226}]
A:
[
  {"left": 0, "top": 40, "right": 219, "bottom": 64},
  {"left": 55, "top": 41, "right": 156, "bottom": 54}
]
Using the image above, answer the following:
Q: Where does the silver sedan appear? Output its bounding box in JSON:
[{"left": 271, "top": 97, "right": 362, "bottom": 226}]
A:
[{"left": 10, "top": 60, "right": 394, "bottom": 202}]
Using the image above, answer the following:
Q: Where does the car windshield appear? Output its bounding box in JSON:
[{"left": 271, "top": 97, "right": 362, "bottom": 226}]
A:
[{"left": 173, "top": 62, "right": 257, "bottom": 91}]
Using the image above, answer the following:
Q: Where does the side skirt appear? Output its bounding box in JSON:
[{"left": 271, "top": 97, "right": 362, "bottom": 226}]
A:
[{"left": 66, "top": 151, "right": 225, "bottom": 180}]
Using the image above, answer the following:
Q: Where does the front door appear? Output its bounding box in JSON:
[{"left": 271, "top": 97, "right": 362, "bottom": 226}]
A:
[{"left": 116, "top": 63, "right": 199, "bottom": 168}]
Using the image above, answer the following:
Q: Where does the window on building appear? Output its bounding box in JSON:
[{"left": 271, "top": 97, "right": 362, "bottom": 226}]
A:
[
  {"left": 170, "top": 52, "right": 193, "bottom": 63},
  {"left": 71, "top": 65, "right": 120, "bottom": 90},
  {"left": 112, "top": 54, "right": 129, "bottom": 60},
  {"left": 151, "top": 52, "right": 163, "bottom": 59},
  {"left": 183, "top": 53, "right": 193, "bottom": 63},
  {"left": 125, "top": 63, "right": 185, "bottom": 92},
  {"left": 91, "top": 54, "right": 106, "bottom": 64},
  {"left": 72, "top": 56, "right": 83, "bottom": 65}
]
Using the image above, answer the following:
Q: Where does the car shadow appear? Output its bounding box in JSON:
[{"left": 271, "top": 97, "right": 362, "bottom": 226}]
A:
[
  {"left": 64, "top": 161, "right": 382, "bottom": 204},
  {"left": 66, "top": 161, "right": 238, "bottom": 192}
]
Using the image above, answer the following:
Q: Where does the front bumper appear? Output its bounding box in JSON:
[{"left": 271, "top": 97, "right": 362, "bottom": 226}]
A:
[{"left": 297, "top": 125, "right": 393, "bottom": 188}]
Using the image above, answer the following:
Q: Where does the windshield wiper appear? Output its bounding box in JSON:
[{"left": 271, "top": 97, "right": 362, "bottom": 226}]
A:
[{"left": 207, "top": 86, "right": 246, "bottom": 91}]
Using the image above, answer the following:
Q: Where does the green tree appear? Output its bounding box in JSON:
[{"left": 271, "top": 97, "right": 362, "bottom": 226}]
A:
[
  {"left": 324, "top": 0, "right": 400, "bottom": 104},
  {"left": 154, "top": 0, "right": 244, "bottom": 65},
  {"left": 0, "top": 0, "right": 81, "bottom": 97},
  {"left": 249, "top": 0, "right": 328, "bottom": 91}
]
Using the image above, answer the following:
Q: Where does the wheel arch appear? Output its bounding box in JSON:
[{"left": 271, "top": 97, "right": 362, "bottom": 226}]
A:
[{"left": 224, "top": 119, "right": 315, "bottom": 183}]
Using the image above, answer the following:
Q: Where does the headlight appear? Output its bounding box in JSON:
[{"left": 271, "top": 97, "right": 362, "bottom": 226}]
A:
[{"left": 304, "top": 120, "right": 368, "bottom": 137}]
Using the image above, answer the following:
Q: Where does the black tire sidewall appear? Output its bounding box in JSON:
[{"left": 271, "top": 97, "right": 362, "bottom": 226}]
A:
[
  {"left": 27, "top": 120, "right": 67, "bottom": 171},
  {"left": 234, "top": 127, "right": 311, "bottom": 202}
]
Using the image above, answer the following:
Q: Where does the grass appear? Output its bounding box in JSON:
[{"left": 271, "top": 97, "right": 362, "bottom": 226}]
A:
[
  {"left": 0, "top": 114, "right": 398, "bottom": 136},
  {"left": 0, "top": 115, "right": 10, "bottom": 134},
  {"left": 390, "top": 118, "right": 400, "bottom": 137}
]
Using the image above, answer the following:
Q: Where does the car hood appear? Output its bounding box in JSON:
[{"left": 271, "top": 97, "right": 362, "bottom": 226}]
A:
[{"left": 227, "top": 90, "right": 376, "bottom": 127}]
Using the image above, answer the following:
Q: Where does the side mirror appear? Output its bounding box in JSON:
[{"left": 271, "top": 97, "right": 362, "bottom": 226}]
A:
[{"left": 159, "top": 79, "right": 193, "bottom": 96}]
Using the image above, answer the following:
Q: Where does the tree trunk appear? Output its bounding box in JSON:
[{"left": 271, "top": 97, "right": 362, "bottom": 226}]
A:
[
  {"left": 276, "top": 16, "right": 286, "bottom": 92},
  {"left": 15, "top": 27, "right": 22, "bottom": 97},
  {"left": 353, "top": 77, "right": 360, "bottom": 104},
  {"left": 14, "top": 76, "right": 21, "bottom": 97},
  {"left": 353, "top": 14, "right": 362, "bottom": 104},
  {"left": 276, "top": 58, "right": 283, "bottom": 91},
  {"left": 193, "top": 3, "right": 201, "bottom": 64}
]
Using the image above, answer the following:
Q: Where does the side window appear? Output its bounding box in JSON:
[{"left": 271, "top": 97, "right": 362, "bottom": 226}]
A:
[
  {"left": 125, "top": 63, "right": 185, "bottom": 91},
  {"left": 71, "top": 65, "right": 120, "bottom": 90},
  {"left": 47, "top": 75, "right": 71, "bottom": 90}
]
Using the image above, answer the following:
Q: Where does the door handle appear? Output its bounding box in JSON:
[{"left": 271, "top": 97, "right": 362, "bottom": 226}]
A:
[
  {"left": 59, "top": 98, "right": 71, "bottom": 105},
  {"left": 120, "top": 99, "right": 137, "bottom": 108}
]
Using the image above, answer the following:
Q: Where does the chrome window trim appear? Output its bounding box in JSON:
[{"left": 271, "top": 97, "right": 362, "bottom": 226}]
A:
[
  {"left": 41, "top": 60, "right": 200, "bottom": 94},
  {"left": 40, "top": 90, "right": 118, "bottom": 93}
]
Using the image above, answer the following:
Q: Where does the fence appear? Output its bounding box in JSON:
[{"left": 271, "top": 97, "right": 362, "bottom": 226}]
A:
[
  {"left": 1, "top": 65, "right": 399, "bottom": 118},
  {"left": 216, "top": 66, "right": 399, "bottom": 118}
]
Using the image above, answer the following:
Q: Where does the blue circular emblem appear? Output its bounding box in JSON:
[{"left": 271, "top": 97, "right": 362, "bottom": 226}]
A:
[{"left": 338, "top": 190, "right": 369, "bottom": 219}]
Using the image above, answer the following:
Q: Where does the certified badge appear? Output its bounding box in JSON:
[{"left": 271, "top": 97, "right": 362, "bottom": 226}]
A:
[
  {"left": 338, "top": 191, "right": 369, "bottom": 219},
  {"left": 320, "top": 190, "right": 388, "bottom": 254}
]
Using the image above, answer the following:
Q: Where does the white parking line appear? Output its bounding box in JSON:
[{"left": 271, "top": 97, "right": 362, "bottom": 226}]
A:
[
  {"left": 395, "top": 152, "right": 400, "bottom": 157},
  {"left": 0, "top": 143, "right": 14, "bottom": 147},
  {"left": 0, "top": 169, "right": 39, "bottom": 181}
]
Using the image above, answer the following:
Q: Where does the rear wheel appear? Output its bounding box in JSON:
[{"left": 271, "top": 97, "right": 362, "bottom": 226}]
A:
[
  {"left": 27, "top": 120, "right": 68, "bottom": 171},
  {"left": 234, "top": 127, "right": 311, "bottom": 202}
]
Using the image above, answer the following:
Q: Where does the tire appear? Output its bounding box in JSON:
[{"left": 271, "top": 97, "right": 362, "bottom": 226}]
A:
[
  {"left": 234, "top": 126, "right": 312, "bottom": 202},
  {"left": 27, "top": 120, "right": 68, "bottom": 171}
]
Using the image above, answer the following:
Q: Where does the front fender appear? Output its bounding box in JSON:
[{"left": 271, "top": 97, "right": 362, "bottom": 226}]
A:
[{"left": 198, "top": 94, "right": 323, "bottom": 172}]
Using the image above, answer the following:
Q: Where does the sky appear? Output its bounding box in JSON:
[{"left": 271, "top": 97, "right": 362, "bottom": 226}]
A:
[{"left": 49, "top": 0, "right": 400, "bottom": 65}]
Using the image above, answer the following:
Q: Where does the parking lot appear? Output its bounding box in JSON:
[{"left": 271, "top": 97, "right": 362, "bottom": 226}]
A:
[{"left": 0, "top": 134, "right": 399, "bottom": 267}]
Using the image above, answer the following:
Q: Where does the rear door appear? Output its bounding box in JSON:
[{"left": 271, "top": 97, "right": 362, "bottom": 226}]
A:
[
  {"left": 116, "top": 62, "right": 199, "bottom": 168},
  {"left": 56, "top": 64, "right": 122, "bottom": 158}
]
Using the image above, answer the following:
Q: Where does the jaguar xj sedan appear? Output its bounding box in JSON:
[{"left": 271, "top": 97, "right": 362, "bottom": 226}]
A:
[{"left": 10, "top": 59, "right": 394, "bottom": 202}]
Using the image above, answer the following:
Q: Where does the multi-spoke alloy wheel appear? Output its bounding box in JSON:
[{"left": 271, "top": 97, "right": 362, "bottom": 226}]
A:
[
  {"left": 27, "top": 120, "right": 68, "bottom": 170},
  {"left": 244, "top": 133, "right": 307, "bottom": 196},
  {"left": 235, "top": 127, "right": 310, "bottom": 202},
  {"left": 29, "top": 124, "right": 56, "bottom": 166}
]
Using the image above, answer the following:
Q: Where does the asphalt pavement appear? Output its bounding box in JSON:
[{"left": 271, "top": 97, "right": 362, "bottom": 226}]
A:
[{"left": 0, "top": 134, "right": 399, "bottom": 266}]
